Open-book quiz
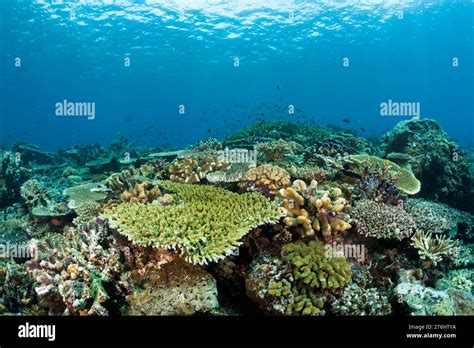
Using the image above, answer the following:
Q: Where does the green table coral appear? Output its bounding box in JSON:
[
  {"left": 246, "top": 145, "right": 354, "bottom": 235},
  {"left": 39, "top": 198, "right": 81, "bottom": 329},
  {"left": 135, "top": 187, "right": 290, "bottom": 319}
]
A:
[{"left": 104, "top": 181, "right": 284, "bottom": 265}]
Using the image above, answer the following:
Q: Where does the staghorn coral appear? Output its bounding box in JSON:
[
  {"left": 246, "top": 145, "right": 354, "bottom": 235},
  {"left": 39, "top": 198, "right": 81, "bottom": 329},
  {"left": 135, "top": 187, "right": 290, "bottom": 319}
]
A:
[
  {"left": 279, "top": 180, "right": 351, "bottom": 239},
  {"left": 255, "top": 139, "right": 303, "bottom": 163},
  {"left": 168, "top": 156, "right": 229, "bottom": 184},
  {"left": 239, "top": 164, "right": 291, "bottom": 197},
  {"left": 331, "top": 283, "right": 391, "bottom": 316},
  {"left": 120, "top": 182, "right": 161, "bottom": 204},
  {"left": 410, "top": 231, "right": 458, "bottom": 267},
  {"left": 350, "top": 199, "right": 416, "bottom": 239},
  {"left": 104, "top": 181, "right": 283, "bottom": 265}
]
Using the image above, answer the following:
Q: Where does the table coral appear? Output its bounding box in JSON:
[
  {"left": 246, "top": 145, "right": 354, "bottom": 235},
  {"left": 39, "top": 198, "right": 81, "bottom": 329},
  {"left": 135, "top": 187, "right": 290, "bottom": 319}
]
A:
[
  {"left": 239, "top": 164, "right": 291, "bottom": 197},
  {"left": 104, "top": 181, "right": 284, "bottom": 265}
]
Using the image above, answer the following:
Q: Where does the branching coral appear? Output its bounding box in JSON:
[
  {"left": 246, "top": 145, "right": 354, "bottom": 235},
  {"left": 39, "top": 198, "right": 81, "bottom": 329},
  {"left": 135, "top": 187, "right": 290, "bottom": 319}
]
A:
[
  {"left": 350, "top": 199, "right": 416, "bottom": 239},
  {"left": 331, "top": 283, "right": 391, "bottom": 315},
  {"left": 403, "top": 198, "right": 473, "bottom": 235},
  {"left": 20, "top": 179, "right": 50, "bottom": 209},
  {"left": 255, "top": 139, "right": 303, "bottom": 162},
  {"left": 410, "top": 231, "right": 458, "bottom": 267},
  {"left": 246, "top": 241, "right": 351, "bottom": 316},
  {"left": 104, "top": 181, "right": 283, "bottom": 265},
  {"left": 239, "top": 164, "right": 291, "bottom": 197},
  {"left": 346, "top": 154, "right": 421, "bottom": 195},
  {"left": 279, "top": 180, "right": 351, "bottom": 239},
  {"left": 120, "top": 182, "right": 161, "bottom": 203},
  {"left": 168, "top": 156, "right": 229, "bottom": 184}
]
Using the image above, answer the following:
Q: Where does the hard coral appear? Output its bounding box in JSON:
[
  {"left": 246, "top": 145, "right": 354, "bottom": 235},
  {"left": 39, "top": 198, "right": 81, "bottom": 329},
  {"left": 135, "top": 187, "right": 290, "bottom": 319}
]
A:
[
  {"left": 104, "top": 181, "right": 283, "bottom": 265},
  {"left": 239, "top": 164, "right": 291, "bottom": 197},
  {"left": 381, "top": 119, "right": 472, "bottom": 211},
  {"left": 168, "top": 156, "right": 229, "bottom": 184},
  {"left": 279, "top": 180, "right": 351, "bottom": 239},
  {"left": 350, "top": 199, "right": 416, "bottom": 240},
  {"left": 120, "top": 182, "right": 160, "bottom": 204},
  {"left": 410, "top": 231, "right": 458, "bottom": 267}
]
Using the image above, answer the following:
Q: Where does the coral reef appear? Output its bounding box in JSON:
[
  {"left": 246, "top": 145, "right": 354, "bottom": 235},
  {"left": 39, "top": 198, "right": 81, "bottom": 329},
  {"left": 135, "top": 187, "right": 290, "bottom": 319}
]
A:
[
  {"left": 120, "top": 182, "right": 161, "bottom": 204},
  {"left": 350, "top": 199, "right": 417, "bottom": 239},
  {"left": 381, "top": 119, "right": 472, "bottom": 211},
  {"left": 331, "top": 283, "right": 391, "bottom": 315},
  {"left": 255, "top": 139, "right": 303, "bottom": 163},
  {"left": 239, "top": 164, "right": 291, "bottom": 197},
  {"left": 410, "top": 231, "right": 458, "bottom": 267},
  {"left": 279, "top": 180, "right": 351, "bottom": 240},
  {"left": 345, "top": 154, "right": 421, "bottom": 195},
  {"left": 104, "top": 181, "right": 283, "bottom": 265},
  {"left": 167, "top": 156, "right": 229, "bottom": 184},
  {"left": 124, "top": 250, "right": 219, "bottom": 315}
]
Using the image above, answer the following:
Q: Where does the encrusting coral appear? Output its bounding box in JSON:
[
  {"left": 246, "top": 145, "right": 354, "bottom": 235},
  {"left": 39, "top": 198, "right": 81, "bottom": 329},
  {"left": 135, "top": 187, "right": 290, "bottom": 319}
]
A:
[
  {"left": 239, "top": 164, "right": 291, "bottom": 197},
  {"left": 345, "top": 154, "right": 421, "bottom": 195},
  {"left": 104, "top": 181, "right": 284, "bottom": 265},
  {"left": 123, "top": 249, "right": 219, "bottom": 315}
]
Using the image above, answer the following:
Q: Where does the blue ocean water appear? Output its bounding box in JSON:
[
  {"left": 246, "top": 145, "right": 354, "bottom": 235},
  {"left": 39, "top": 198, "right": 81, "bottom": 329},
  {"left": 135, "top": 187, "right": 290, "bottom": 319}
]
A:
[{"left": 1, "top": 0, "right": 472, "bottom": 150}]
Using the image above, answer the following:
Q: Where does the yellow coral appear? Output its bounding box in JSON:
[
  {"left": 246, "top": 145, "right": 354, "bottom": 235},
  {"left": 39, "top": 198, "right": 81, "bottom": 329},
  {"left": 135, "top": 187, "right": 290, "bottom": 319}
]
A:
[
  {"left": 279, "top": 180, "right": 351, "bottom": 238},
  {"left": 104, "top": 181, "right": 284, "bottom": 265},
  {"left": 120, "top": 182, "right": 161, "bottom": 204},
  {"left": 239, "top": 164, "right": 291, "bottom": 197}
]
